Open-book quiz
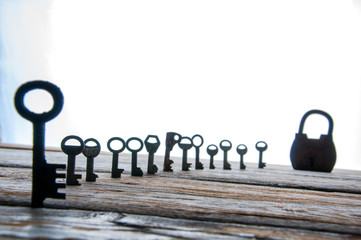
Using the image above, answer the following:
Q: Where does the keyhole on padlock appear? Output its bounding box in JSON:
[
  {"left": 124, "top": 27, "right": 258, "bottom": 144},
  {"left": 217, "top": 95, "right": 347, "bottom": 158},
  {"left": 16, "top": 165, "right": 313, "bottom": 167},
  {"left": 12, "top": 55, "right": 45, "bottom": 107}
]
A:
[{"left": 309, "top": 157, "right": 316, "bottom": 167}]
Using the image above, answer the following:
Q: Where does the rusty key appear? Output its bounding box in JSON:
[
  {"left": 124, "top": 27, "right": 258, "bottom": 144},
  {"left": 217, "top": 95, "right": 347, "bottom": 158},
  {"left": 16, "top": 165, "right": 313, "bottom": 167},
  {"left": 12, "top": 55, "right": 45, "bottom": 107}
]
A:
[
  {"left": 144, "top": 135, "right": 160, "bottom": 174},
  {"left": 14, "top": 80, "right": 66, "bottom": 207},
  {"left": 83, "top": 138, "right": 100, "bottom": 182},
  {"left": 192, "top": 134, "right": 204, "bottom": 170},
  {"left": 126, "top": 137, "right": 144, "bottom": 177},
  {"left": 236, "top": 144, "right": 247, "bottom": 170},
  {"left": 207, "top": 144, "right": 218, "bottom": 169},
  {"left": 107, "top": 137, "right": 126, "bottom": 178},
  {"left": 220, "top": 140, "right": 232, "bottom": 170},
  {"left": 163, "top": 132, "right": 181, "bottom": 171},
  {"left": 61, "top": 135, "right": 84, "bottom": 185},
  {"left": 179, "top": 136, "right": 193, "bottom": 171},
  {"left": 256, "top": 141, "right": 268, "bottom": 169}
]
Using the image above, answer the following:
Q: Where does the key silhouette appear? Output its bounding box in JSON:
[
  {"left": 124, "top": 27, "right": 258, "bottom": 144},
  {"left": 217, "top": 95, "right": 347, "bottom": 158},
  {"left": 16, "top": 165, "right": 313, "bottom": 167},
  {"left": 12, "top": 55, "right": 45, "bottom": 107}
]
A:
[
  {"left": 220, "top": 140, "right": 232, "bottom": 170},
  {"left": 192, "top": 134, "right": 204, "bottom": 170},
  {"left": 83, "top": 138, "right": 100, "bottom": 182},
  {"left": 14, "top": 80, "right": 66, "bottom": 207},
  {"left": 236, "top": 144, "right": 247, "bottom": 170},
  {"left": 179, "top": 137, "right": 193, "bottom": 171},
  {"left": 61, "top": 135, "right": 84, "bottom": 185},
  {"left": 126, "top": 137, "right": 144, "bottom": 176},
  {"left": 144, "top": 135, "right": 160, "bottom": 174},
  {"left": 207, "top": 144, "right": 218, "bottom": 169},
  {"left": 256, "top": 141, "right": 268, "bottom": 169},
  {"left": 163, "top": 132, "right": 181, "bottom": 171},
  {"left": 107, "top": 137, "right": 125, "bottom": 178}
]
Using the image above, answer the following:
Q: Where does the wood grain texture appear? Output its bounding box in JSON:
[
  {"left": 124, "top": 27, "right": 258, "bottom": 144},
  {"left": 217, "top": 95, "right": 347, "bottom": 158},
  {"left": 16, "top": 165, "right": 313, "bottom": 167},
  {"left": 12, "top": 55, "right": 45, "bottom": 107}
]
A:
[{"left": 0, "top": 147, "right": 361, "bottom": 239}]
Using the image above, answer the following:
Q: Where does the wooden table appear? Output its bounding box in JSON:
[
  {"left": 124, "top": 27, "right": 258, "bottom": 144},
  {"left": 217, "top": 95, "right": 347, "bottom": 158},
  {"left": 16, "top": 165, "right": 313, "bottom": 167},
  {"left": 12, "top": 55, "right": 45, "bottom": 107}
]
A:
[{"left": 0, "top": 145, "right": 360, "bottom": 239}]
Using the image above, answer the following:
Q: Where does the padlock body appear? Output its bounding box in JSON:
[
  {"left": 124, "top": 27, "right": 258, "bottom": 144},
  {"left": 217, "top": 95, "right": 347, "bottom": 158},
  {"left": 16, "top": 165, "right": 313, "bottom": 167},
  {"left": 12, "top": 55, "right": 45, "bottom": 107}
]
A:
[{"left": 290, "top": 134, "right": 336, "bottom": 172}]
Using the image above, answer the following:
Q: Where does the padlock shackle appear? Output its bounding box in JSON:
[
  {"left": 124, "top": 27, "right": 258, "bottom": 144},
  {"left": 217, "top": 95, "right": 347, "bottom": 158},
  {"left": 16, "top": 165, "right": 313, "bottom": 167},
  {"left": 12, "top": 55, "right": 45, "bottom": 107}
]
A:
[{"left": 298, "top": 109, "right": 334, "bottom": 135}]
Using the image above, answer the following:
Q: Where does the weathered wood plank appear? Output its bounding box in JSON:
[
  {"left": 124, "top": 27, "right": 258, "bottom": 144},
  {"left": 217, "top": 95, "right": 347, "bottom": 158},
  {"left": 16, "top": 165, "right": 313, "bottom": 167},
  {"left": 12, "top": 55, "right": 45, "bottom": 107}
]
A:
[
  {"left": 0, "top": 205, "right": 356, "bottom": 240},
  {"left": 1, "top": 147, "right": 360, "bottom": 194},
  {"left": 0, "top": 167, "right": 360, "bottom": 236}
]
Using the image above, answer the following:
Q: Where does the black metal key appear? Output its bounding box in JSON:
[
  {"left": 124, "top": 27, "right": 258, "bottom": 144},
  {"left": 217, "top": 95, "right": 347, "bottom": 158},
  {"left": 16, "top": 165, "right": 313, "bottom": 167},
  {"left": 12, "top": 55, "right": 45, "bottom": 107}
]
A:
[
  {"left": 178, "top": 137, "right": 193, "bottom": 171},
  {"left": 126, "top": 137, "right": 144, "bottom": 176},
  {"left": 144, "top": 135, "right": 160, "bottom": 174},
  {"left": 61, "top": 135, "right": 84, "bottom": 185},
  {"left": 163, "top": 132, "right": 181, "bottom": 171},
  {"left": 83, "top": 138, "right": 101, "bottom": 182},
  {"left": 236, "top": 144, "right": 247, "bottom": 170},
  {"left": 220, "top": 140, "right": 232, "bottom": 170},
  {"left": 192, "top": 134, "right": 204, "bottom": 170},
  {"left": 207, "top": 144, "right": 218, "bottom": 169},
  {"left": 256, "top": 141, "right": 268, "bottom": 169},
  {"left": 107, "top": 137, "right": 125, "bottom": 178},
  {"left": 14, "top": 80, "right": 66, "bottom": 207}
]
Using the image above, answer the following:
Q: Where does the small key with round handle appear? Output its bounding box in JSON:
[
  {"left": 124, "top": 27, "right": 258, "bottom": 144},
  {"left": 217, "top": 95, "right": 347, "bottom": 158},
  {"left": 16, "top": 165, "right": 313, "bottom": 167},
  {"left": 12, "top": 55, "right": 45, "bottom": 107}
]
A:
[
  {"left": 192, "top": 134, "right": 204, "bottom": 170},
  {"left": 256, "top": 141, "right": 267, "bottom": 169},
  {"left": 107, "top": 137, "right": 126, "bottom": 178},
  {"left": 236, "top": 144, "right": 247, "bottom": 170},
  {"left": 207, "top": 144, "right": 218, "bottom": 169},
  {"left": 179, "top": 137, "right": 193, "bottom": 171},
  {"left": 220, "top": 140, "right": 232, "bottom": 170},
  {"left": 83, "top": 138, "right": 101, "bottom": 182},
  {"left": 61, "top": 135, "right": 84, "bottom": 185},
  {"left": 126, "top": 137, "right": 144, "bottom": 177},
  {"left": 144, "top": 135, "right": 160, "bottom": 174}
]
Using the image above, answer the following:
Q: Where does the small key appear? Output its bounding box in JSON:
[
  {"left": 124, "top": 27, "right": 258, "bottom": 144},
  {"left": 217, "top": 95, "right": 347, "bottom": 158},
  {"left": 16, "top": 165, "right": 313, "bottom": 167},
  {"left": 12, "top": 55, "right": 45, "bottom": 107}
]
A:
[
  {"left": 14, "top": 80, "right": 66, "bottom": 207},
  {"left": 236, "top": 144, "right": 247, "bottom": 170},
  {"left": 126, "top": 137, "right": 144, "bottom": 177},
  {"left": 220, "top": 140, "right": 232, "bottom": 170},
  {"left": 107, "top": 137, "right": 126, "bottom": 178},
  {"left": 163, "top": 132, "right": 182, "bottom": 171},
  {"left": 256, "top": 141, "right": 268, "bottom": 169},
  {"left": 207, "top": 144, "right": 218, "bottom": 169},
  {"left": 144, "top": 135, "right": 160, "bottom": 174},
  {"left": 61, "top": 135, "right": 84, "bottom": 185},
  {"left": 192, "top": 134, "right": 204, "bottom": 170},
  {"left": 83, "top": 138, "right": 101, "bottom": 182},
  {"left": 178, "top": 137, "right": 193, "bottom": 171}
]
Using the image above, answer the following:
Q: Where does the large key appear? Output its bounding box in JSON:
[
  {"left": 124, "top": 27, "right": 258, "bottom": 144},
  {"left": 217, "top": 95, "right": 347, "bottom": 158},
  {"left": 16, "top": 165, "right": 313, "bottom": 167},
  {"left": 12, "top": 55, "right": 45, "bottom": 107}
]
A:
[
  {"left": 178, "top": 137, "right": 193, "bottom": 171},
  {"left": 220, "top": 140, "right": 232, "bottom": 170},
  {"left": 83, "top": 138, "right": 101, "bottom": 182},
  {"left": 126, "top": 137, "right": 144, "bottom": 177},
  {"left": 14, "top": 80, "right": 66, "bottom": 207},
  {"left": 61, "top": 135, "right": 84, "bottom": 185},
  {"left": 144, "top": 135, "right": 160, "bottom": 174}
]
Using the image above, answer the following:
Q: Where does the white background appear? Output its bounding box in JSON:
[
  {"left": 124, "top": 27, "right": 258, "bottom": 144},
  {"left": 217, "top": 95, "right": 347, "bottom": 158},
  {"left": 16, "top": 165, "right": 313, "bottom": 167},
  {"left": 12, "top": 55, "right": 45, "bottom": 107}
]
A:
[{"left": 1, "top": 0, "right": 361, "bottom": 170}]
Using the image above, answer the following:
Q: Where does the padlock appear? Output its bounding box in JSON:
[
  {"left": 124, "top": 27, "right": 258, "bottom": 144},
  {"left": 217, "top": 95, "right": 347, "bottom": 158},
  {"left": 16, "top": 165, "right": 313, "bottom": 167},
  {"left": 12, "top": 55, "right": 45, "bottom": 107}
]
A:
[{"left": 290, "top": 109, "right": 336, "bottom": 172}]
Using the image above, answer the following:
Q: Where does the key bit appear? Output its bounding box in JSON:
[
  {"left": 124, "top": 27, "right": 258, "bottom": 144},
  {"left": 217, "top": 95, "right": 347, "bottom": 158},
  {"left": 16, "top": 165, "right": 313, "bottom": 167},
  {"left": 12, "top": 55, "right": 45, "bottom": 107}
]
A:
[
  {"left": 256, "top": 141, "right": 268, "bottom": 169},
  {"left": 144, "top": 135, "right": 160, "bottom": 174},
  {"left": 126, "top": 137, "right": 144, "bottom": 177},
  {"left": 61, "top": 135, "right": 84, "bottom": 185},
  {"left": 236, "top": 144, "right": 247, "bottom": 170},
  {"left": 14, "top": 80, "right": 66, "bottom": 207},
  {"left": 220, "top": 140, "right": 232, "bottom": 170},
  {"left": 178, "top": 137, "right": 193, "bottom": 171},
  {"left": 83, "top": 138, "right": 101, "bottom": 182},
  {"left": 207, "top": 144, "right": 218, "bottom": 169},
  {"left": 163, "top": 132, "right": 182, "bottom": 172},
  {"left": 192, "top": 134, "right": 204, "bottom": 170},
  {"left": 107, "top": 137, "right": 126, "bottom": 178}
]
